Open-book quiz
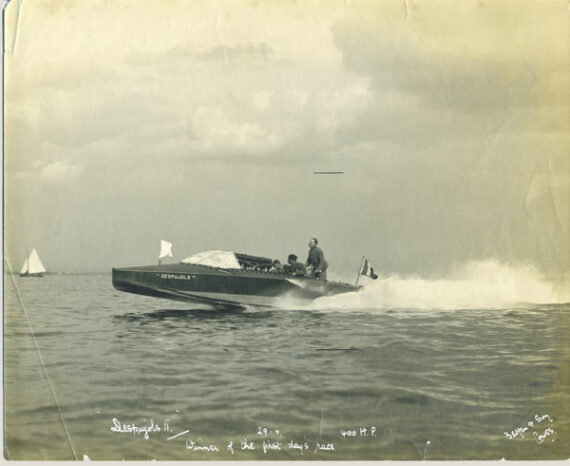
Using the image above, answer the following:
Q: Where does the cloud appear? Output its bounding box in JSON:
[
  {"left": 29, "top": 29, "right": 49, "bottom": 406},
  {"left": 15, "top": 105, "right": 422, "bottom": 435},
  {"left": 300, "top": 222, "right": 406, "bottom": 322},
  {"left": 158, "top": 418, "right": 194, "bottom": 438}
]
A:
[
  {"left": 4, "top": 0, "right": 568, "bottom": 278},
  {"left": 332, "top": 1, "right": 567, "bottom": 119},
  {"left": 199, "top": 42, "right": 273, "bottom": 62},
  {"left": 251, "top": 90, "right": 273, "bottom": 110},
  {"left": 322, "top": 1, "right": 569, "bottom": 155},
  {"left": 39, "top": 160, "right": 82, "bottom": 181},
  {"left": 188, "top": 106, "right": 287, "bottom": 155}
]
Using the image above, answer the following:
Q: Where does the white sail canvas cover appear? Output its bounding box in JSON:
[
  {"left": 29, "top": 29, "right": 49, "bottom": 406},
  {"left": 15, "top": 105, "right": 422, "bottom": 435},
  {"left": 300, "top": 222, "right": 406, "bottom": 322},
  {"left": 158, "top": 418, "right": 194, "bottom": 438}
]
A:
[
  {"left": 20, "top": 249, "right": 46, "bottom": 274},
  {"left": 181, "top": 250, "right": 241, "bottom": 269}
]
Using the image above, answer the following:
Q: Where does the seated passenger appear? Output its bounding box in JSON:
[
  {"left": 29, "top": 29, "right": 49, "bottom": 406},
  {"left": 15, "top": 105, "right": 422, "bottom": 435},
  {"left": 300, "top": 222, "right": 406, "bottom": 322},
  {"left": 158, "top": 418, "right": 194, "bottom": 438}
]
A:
[
  {"left": 286, "top": 254, "right": 306, "bottom": 277},
  {"left": 270, "top": 259, "right": 283, "bottom": 273}
]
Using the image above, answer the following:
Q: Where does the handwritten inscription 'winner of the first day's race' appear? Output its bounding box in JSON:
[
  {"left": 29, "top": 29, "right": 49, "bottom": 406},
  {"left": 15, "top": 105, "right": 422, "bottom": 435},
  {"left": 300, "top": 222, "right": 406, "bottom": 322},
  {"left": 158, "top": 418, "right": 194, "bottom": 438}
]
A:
[{"left": 109, "top": 420, "right": 378, "bottom": 456}]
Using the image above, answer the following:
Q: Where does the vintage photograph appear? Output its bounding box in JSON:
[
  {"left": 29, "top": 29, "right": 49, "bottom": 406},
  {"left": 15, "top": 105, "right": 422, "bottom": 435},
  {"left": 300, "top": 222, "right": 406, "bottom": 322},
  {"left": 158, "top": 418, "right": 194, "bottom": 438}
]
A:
[{"left": 3, "top": 0, "right": 569, "bottom": 460}]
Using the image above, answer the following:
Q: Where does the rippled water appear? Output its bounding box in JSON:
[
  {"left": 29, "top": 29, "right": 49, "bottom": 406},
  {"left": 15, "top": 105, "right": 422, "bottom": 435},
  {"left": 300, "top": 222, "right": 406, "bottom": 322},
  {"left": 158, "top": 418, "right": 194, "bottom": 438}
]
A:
[{"left": 4, "top": 273, "right": 569, "bottom": 460}]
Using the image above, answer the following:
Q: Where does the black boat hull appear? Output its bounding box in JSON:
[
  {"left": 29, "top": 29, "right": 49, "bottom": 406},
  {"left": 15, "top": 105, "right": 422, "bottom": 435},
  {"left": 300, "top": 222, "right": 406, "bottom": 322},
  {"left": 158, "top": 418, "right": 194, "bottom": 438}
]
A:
[{"left": 112, "top": 263, "right": 358, "bottom": 308}]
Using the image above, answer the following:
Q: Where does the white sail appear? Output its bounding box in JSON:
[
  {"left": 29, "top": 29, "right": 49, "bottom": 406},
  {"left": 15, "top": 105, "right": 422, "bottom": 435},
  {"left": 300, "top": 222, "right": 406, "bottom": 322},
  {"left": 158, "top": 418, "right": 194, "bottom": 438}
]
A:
[
  {"left": 159, "top": 240, "right": 173, "bottom": 259},
  {"left": 20, "top": 258, "right": 29, "bottom": 275},
  {"left": 27, "top": 249, "right": 46, "bottom": 274}
]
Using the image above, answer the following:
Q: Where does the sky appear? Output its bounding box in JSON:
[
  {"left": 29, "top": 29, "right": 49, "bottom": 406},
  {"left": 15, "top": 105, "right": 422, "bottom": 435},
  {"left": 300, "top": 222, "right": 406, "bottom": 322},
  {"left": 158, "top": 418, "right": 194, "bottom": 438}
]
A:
[{"left": 3, "top": 0, "right": 569, "bottom": 283}]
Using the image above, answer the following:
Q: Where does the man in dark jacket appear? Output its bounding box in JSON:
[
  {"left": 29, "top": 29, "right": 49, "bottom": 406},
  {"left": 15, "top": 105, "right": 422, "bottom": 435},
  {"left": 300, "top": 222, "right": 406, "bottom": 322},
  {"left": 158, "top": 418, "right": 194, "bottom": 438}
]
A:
[{"left": 306, "top": 237, "right": 328, "bottom": 281}]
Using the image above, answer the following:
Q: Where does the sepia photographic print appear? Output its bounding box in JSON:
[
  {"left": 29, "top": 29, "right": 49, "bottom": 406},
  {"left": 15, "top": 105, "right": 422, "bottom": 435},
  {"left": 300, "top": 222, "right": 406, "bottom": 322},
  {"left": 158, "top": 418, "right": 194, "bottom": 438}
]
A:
[{"left": 3, "top": 0, "right": 569, "bottom": 461}]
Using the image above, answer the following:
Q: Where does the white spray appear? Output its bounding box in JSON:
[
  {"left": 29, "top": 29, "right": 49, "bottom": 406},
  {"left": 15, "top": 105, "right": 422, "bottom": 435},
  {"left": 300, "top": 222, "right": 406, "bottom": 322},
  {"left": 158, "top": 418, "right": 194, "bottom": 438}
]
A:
[{"left": 301, "top": 259, "right": 570, "bottom": 311}]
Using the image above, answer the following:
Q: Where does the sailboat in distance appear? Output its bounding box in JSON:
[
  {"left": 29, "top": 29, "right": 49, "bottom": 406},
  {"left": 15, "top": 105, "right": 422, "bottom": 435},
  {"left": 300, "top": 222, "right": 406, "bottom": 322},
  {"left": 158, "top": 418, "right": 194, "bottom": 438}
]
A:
[{"left": 19, "top": 249, "right": 46, "bottom": 277}]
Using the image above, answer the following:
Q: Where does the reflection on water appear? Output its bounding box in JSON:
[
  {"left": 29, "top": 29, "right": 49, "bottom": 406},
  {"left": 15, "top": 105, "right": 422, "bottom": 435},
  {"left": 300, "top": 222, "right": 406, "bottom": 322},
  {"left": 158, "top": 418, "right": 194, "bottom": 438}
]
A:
[{"left": 4, "top": 274, "right": 570, "bottom": 460}]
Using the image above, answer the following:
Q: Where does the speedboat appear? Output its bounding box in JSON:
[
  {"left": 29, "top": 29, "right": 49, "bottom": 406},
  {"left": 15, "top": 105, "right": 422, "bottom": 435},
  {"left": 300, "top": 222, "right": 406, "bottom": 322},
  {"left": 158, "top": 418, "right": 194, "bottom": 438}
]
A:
[{"left": 112, "top": 250, "right": 359, "bottom": 308}]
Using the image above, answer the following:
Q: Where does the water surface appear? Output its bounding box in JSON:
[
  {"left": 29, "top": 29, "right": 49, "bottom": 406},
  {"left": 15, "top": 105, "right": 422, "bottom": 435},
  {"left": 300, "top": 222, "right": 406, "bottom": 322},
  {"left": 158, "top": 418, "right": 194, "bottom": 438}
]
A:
[{"left": 4, "top": 273, "right": 569, "bottom": 460}]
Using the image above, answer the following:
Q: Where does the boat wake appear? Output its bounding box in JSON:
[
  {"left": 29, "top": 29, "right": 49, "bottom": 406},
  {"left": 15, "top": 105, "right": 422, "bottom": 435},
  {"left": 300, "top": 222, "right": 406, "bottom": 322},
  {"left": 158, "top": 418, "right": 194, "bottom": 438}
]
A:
[{"left": 277, "top": 259, "right": 569, "bottom": 311}]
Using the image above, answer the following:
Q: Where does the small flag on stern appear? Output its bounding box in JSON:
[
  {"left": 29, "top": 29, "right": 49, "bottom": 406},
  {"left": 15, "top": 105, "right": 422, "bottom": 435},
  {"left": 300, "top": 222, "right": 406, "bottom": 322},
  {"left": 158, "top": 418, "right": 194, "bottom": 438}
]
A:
[
  {"left": 360, "top": 257, "right": 378, "bottom": 279},
  {"left": 159, "top": 240, "right": 173, "bottom": 259}
]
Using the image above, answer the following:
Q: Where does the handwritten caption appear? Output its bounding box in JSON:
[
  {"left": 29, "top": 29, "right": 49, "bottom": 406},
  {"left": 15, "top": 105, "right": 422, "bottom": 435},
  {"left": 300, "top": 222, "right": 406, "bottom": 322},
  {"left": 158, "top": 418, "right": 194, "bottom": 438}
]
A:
[
  {"left": 109, "top": 419, "right": 377, "bottom": 455},
  {"left": 110, "top": 418, "right": 168, "bottom": 440},
  {"left": 503, "top": 414, "right": 556, "bottom": 444}
]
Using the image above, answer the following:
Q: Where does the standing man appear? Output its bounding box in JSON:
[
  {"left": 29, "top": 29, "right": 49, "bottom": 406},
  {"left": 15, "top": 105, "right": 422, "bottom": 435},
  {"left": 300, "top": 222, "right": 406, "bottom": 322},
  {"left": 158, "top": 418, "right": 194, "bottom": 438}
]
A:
[{"left": 306, "top": 237, "right": 328, "bottom": 281}]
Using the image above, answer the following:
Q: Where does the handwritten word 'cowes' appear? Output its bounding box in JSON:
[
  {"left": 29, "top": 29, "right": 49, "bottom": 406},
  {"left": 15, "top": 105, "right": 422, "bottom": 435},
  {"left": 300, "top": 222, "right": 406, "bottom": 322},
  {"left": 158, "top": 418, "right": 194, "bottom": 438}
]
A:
[{"left": 504, "top": 414, "right": 556, "bottom": 444}]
